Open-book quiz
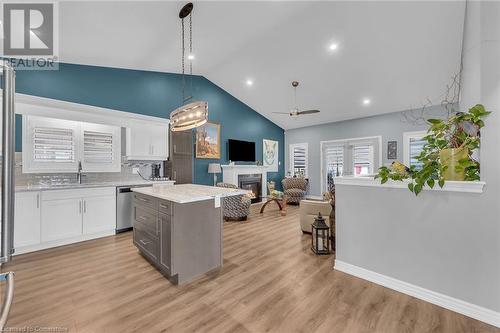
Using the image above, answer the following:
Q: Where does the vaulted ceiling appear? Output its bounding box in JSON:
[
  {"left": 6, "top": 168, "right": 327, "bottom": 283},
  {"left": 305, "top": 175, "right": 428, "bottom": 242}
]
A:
[{"left": 58, "top": 1, "right": 465, "bottom": 129}]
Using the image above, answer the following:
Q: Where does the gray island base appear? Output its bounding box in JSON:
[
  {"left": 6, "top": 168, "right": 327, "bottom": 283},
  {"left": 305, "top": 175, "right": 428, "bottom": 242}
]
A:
[{"left": 131, "top": 184, "right": 247, "bottom": 285}]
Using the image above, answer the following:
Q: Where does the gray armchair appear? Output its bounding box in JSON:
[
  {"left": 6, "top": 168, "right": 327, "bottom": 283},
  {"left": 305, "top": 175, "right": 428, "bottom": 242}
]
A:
[
  {"left": 216, "top": 183, "right": 251, "bottom": 221},
  {"left": 282, "top": 177, "right": 308, "bottom": 205}
]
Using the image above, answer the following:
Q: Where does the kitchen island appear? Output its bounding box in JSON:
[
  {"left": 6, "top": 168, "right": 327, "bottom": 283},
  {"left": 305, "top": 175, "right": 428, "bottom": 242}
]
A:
[{"left": 131, "top": 184, "right": 247, "bottom": 284}]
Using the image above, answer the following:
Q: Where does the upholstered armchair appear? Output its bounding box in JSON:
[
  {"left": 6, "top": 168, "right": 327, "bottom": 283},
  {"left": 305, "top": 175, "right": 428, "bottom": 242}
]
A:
[
  {"left": 299, "top": 200, "right": 332, "bottom": 233},
  {"left": 281, "top": 177, "right": 308, "bottom": 205},
  {"left": 216, "top": 183, "right": 251, "bottom": 221}
]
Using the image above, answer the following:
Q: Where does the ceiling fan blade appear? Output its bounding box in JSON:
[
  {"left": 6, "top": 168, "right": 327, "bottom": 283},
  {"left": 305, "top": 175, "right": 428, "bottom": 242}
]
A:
[
  {"left": 297, "top": 110, "right": 320, "bottom": 115},
  {"left": 272, "top": 112, "right": 291, "bottom": 114}
]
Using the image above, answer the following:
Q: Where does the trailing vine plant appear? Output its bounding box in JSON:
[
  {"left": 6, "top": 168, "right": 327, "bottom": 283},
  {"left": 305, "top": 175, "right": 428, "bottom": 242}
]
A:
[{"left": 376, "top": 104, "right": 490, "bottom": 195}]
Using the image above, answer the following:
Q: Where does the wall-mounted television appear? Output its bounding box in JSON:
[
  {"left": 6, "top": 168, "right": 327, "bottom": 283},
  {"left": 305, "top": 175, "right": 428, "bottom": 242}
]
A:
[{"left": 228, "top": 139, "right": 256, "bottom": 162}]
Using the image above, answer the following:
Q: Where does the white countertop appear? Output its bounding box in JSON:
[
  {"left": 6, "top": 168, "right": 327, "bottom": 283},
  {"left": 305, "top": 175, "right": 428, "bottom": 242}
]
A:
[
  {"left": 132, "top": 184, "right": 248, "bottom": 204},
  {"left": 15, "top": 180, "right": 176, "bottom": 192}
]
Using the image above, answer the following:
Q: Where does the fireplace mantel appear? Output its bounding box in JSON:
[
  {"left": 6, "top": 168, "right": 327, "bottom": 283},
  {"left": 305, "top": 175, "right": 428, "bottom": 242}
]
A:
[{"left": 221, "top": 165, "right": 269, "bottom": 197}]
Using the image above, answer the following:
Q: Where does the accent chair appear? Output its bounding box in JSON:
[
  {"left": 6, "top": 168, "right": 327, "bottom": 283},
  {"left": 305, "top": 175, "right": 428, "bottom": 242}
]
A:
[
  {"left": 282, "top": 177, "right": 308, "bottom": 204},
  {"left": 216, "top": 182, "right": 251, "bottom": 221}
]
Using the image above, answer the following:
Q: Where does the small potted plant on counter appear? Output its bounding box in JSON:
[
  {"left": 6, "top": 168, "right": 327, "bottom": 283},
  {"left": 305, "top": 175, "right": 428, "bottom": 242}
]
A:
[{"left": 376, "top": 104, "right": 490, "bottom": 195}]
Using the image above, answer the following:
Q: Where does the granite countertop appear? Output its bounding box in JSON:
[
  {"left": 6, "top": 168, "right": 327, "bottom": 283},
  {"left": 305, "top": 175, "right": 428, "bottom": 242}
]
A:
[
  {"left": 132, "top": 184, "right": 248, "bottom": 204},
  {"left": 15, "top": 179, "right": 176, "bottom": 192}
]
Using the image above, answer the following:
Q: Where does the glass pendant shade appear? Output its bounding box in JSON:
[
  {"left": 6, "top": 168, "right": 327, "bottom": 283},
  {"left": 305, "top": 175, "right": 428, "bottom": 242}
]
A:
[{"left": 170, "top": 101, "right": 208, "bottom": 132}]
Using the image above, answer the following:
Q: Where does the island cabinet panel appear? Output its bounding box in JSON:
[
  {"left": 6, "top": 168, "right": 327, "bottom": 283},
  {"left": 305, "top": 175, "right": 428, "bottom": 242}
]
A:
[
  {"left": 171, "top": 200, "right": 222, "bottom": 284},
  {"left": 159, "top": 213, "right": 172, "bottom": 274},
  {"left": 133, "top": 223, "right": 158, "bottom": 262},
  {"left": 133, "top": 194, "right": 223, "bottom": 285},
  {"left": 133, "top": 205, "right": 159, "bottom": 237}
]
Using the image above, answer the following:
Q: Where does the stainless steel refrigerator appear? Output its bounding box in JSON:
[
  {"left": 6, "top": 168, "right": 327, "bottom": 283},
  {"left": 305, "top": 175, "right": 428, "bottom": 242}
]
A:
[{"left": 0, "top": 64, "right": 16, "bottom": 329}]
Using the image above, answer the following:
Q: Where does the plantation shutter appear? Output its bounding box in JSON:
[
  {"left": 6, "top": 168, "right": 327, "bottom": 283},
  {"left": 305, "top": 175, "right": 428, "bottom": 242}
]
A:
[
  {"left": 324, "top": 144, "right": 344, "bottom": 177},
  {"left": 409, "top": 137, "right": 426, "bottom": 170},
  {"left": 83, "top": 130, "right": 114, "bottom": 164},
  {"left": 290, "top": 144, "right": 308, "bottom": 177},
  {"left": 352, "top": 144, "right": 374, "bottom": 176},
  {"left": 33, "top": 127, "right": 75, "bottom": 162}
]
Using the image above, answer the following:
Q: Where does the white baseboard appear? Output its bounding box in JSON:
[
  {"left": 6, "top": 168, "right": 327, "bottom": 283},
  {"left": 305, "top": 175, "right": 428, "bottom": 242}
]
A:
[
  {"left": 334, "top": 260, "right": 500, "bottom": 328},
  {"left": 14, "top": 230, "right": 116, "bottom": 255}
]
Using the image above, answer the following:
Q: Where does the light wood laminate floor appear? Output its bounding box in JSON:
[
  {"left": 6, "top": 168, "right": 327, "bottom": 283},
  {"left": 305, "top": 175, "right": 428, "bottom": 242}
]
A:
[{"left": 1, "top": 205, "right": 498, "bottom": 333}]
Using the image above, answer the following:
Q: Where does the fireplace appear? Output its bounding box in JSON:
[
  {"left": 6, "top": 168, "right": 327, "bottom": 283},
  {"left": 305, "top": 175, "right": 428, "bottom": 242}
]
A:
[{"left": 238, "top": 174, "right": 262, "bottom": 204}]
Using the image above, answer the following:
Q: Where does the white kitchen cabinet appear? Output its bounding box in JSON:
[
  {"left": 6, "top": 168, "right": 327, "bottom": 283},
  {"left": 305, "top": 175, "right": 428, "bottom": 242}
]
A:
[
  {"left": 126, "top": 121, "right": 169, "bottom": 160},
  {"left": 14, "top": 192, "right": 41, "bottom": 248},
  {"left": 150, "top": 123, "right": 168, "bottom": 159},
  {"left": 81, "top": 122, "right": 121, "bottom": 172},
  {"left": 83, "top": 195, "right": 116, "bottom": 234},
  {"left": 24, "top": 187, "right": 118, "bottom": 253},
  {"left": 41, "top": 197, "right": 82, "bottom": 242}
]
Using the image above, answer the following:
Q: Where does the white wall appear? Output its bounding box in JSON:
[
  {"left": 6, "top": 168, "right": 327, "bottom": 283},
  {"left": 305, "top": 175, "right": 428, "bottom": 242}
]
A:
[{"left": 335, "top": 0, "right": 500, "bottom": 326}]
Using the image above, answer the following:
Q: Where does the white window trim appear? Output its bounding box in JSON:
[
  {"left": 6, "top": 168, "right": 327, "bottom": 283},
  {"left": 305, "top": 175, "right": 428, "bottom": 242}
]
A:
[
  {"left": 403, "top": 130, "right": 427, "bottom": 167},
  {"left": 289, "top": 143, "right": 309, "bottom": 177},
  {"left": 320, "top": 136, "right": 382, "bottom": 194}
]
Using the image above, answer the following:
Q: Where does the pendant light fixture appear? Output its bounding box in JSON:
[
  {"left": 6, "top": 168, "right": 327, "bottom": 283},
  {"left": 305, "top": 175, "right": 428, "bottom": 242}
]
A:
[{"left": 170, "top": 2, "right": 208, "bottom": 132}]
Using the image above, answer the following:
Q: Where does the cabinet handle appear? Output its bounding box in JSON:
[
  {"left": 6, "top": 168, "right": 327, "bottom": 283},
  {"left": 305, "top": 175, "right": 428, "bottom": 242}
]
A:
[
  {"left": 173, "top": 171, "right": 176, "bottom": 180},
  {"left": 36, "top": 194, "right": 40, "bottom": 209},
  {"left": 156, "top": 218, "right": 159, "bottom": 234},
  {"left": 83, "top": 200, "right": 86, "bottom": 213},
  {"left": 79, "top": 201, "right": 82, "bottom": 214},
  {"left": 137, "top": 197, "right": 149, "bottom": 203},
  {"left": 139, "top": 239, "right": 151, "bottom": 246},
  {"left": 159, "top": 203, "right": 168, "bottom": 209}
]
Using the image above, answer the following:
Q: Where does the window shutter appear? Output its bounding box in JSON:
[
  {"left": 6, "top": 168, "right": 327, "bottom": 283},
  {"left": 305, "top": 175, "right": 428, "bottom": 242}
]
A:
[
  {"left": 292, "top": 146, "right": 307, "bottom": 176},
  {"left": 409, "top": 137, "right": 426, "bottom": 170},
  {"left": 325, "top": 144, "right": 344, "bottom": 176},
  {"left": 352, "top": 144, "right": 374, "bottom": 176},
  {"left": 83, "top": 130, "right": 114, "bottom": 164},
  {"left": 33, "top": 127, "right": 75, "bottom": 162}
]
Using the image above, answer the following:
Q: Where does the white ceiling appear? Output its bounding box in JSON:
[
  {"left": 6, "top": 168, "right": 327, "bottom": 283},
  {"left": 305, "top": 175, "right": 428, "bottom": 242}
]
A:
[{"left": 58, "top": 1, "right": 465, "bottom": 129}]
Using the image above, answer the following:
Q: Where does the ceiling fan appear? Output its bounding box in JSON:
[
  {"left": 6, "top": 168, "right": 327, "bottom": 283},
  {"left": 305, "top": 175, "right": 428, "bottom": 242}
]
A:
[{"left": 273, "top": 81, "right": 320, "bottom": 118}]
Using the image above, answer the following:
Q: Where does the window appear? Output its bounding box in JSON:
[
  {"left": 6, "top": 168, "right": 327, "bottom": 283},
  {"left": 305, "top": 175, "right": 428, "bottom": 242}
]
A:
[
  {"left": 323, "top": 143, "right": 344, "bottom": 192},
  {"left": 321, "top": 136, "right": 381, "bottom": 192},
  {"left": 352, "top": 144, "right": 374, "bottom": 176},
  {"left": 289, "top": 143, "right": 308, "bottom": 177},
  {"left": 23, "top": 116, "right": 81, "bottom": 173},
  {"left": 403, "top": 131, "right": 427, "bottom": 170}
]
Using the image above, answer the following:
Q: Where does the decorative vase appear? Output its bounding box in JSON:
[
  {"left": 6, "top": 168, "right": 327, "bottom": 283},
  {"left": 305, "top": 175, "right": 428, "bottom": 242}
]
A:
[{"left": 439, "top": 148, "right": 469, "bottom": 181}]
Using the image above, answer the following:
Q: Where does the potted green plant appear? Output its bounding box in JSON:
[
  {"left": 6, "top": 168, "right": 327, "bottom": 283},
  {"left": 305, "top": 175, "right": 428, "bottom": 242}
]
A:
[{"left": 376, "top": 104, "right": 490, "bottom": 195}]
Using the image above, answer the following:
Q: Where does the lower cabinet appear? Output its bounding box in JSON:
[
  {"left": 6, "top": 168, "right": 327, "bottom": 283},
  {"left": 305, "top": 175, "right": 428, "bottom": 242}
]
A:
[
  {"left": 82, "top": 195, "right": 116, "bottom": 234},
  {"left": 15, "top": 187, "right": 116, "bottom": 254},
  {"left": 41, "top": 198, "right": 82, "bottom": 242},
  {"left": 14, "top": 192, "right": 41, "bottom": 248}
]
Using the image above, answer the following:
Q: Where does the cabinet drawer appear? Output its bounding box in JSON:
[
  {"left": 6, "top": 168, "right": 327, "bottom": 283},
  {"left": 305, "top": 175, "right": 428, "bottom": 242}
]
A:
[
  {"left": 134, "top": 193, "right": 158, "bottom": 210},
  {"left": 134, "top": 206, "right": 158, "bottom": 236},
  {"left": 158, "top": 200, "right": 172, "bottom": 215},
  {"left": 133, "top": 226, "right": 158, "bottom": 262}
]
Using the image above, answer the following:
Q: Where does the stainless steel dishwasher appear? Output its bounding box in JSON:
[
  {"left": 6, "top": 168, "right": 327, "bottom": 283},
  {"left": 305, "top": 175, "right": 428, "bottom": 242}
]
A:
[{"left": 116, "top": 185, "right": 152, "bottom": 233}]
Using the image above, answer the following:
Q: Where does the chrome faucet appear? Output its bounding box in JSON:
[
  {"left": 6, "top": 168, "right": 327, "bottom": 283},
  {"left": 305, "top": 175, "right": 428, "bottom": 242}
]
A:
[{"left": 77, "top": 161, "right": 84, "bottom": 184}]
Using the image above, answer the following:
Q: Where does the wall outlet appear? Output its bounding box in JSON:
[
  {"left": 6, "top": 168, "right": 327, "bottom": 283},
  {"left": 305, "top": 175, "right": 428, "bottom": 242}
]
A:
[{"left": 132, "top": 167, "right": 139, "bottom": 174}]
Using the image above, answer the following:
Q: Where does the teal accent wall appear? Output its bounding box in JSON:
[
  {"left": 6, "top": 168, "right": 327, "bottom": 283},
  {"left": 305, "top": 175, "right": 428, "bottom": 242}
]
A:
[{"left": 14, "top": 63, "right": 284, "bottom": 188}]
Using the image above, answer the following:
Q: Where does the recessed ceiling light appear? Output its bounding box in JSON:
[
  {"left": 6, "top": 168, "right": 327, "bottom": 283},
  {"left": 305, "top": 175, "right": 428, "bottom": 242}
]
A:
[
  {"left": 187, "top": 53, "right": 195, "bottom": 60},
  {"left": 363, "top": 98, "right": 371, "bottom": 105},
  {"left": 246, "top": 79, "right": 253, "bottom": 86},
  {"left": 329, "top": 43, "right": 338, "bottom": 51}
]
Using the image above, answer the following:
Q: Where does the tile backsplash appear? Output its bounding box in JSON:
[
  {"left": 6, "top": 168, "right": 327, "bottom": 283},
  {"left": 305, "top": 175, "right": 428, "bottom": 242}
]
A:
[{"left": 14, "top": 153, "right": 164, "bottom": 186}]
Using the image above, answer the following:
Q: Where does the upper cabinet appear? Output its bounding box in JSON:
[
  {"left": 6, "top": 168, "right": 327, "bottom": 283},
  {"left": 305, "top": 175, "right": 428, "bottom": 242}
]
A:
[
  {"left": 23, "top": 116, "right": 121, "bottom": 173},
  {"left": 126, "top": 121, "right": 169, "bottom": 161}
]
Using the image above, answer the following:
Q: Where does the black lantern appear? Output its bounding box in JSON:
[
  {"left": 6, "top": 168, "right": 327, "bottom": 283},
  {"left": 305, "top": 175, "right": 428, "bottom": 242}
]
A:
[{"left": 311, "top": 212, "right": 331, "bottom": 255}]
